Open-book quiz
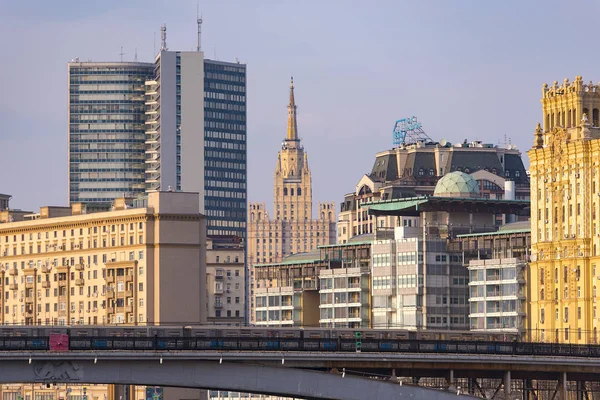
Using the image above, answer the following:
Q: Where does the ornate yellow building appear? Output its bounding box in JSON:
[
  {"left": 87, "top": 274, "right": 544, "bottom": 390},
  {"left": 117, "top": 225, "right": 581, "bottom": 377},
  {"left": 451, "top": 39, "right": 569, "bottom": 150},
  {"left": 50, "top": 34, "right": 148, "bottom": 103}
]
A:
[
  {"left": 528, "top": 76, "right": 600, "bottom": 343},
  {"left": 247, "top": 79, "right": 336, "bottom": 322}
]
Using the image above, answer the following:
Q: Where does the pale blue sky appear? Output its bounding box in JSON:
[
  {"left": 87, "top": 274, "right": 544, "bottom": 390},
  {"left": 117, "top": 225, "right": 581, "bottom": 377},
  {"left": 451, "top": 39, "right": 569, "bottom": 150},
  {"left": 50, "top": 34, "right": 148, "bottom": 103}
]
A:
[{"left": 0, "top": 0, "right": 597, "bottom": 212}]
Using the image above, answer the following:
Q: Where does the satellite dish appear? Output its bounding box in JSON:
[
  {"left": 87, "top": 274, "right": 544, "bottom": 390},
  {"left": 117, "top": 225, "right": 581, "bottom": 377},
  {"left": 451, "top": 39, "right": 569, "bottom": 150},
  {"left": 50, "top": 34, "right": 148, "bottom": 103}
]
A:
[
  {"left": 439, "top": 138, "right": 447, "bottom": 147},
  {"left": 511, "top": 144, "right": 517, "bottom": 150},
  {"left": 505, "top": 144, "right": 512, "bottom": 150}
]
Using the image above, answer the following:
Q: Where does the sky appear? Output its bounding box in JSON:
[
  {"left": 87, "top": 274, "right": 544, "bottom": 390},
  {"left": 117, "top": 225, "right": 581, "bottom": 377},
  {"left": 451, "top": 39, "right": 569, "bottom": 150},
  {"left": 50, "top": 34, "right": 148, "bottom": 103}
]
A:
[{"left": 1, "top": 0, "right": 599, "bottom": 213}]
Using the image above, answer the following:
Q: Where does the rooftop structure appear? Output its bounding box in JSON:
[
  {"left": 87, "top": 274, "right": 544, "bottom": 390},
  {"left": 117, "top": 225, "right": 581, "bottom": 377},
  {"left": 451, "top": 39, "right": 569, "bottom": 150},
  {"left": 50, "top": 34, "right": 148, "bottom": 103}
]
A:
[{"left": 338, "top": 137, "right": 530, "bottom": 244}]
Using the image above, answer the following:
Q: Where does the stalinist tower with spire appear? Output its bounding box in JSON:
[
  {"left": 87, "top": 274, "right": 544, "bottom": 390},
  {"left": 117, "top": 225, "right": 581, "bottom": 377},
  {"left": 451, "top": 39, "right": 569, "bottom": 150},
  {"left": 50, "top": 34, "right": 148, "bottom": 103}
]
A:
[{"left": 247, "top": 78, "right": 336, "bottom": 322}]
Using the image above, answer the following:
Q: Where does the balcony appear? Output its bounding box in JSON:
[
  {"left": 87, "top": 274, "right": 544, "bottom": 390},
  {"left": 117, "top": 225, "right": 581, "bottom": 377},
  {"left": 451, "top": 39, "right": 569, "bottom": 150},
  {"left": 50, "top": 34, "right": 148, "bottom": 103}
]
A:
[
  {"left": 75, "top": 264, "right": 84, "bottom": 271},
  {"left": 107, "top": 307, "right": 115, "bottom": 314},
  {"left": 126, "top": 290, "right": 133, "bottom": 298},
  {"left": 25, "top": 281, "right": 34, "bottom": 289},
  {"left": 106, "top": 276, "right": 115, "bottom": 283},
  {"left": 75, "top": 279, "right": 85, "bottom": 286},
  {"left": 125, "top": 275, "right": 133, "bottom": 283},
  {"left": 41, "top": 266, "right": 52, "bottom": 274},
  {"left": 8, "top": 269, "right": 17, "bottom": 276},
  {"left": 214, "top": 303, "right": 223, "bottom": 308},
  {"left": 42, "top": 281, "right": 51, "bottom": 289},
  {"left": 125, "top": 305, "right": 133, "bottom": 313},
  {"left": 8, "top": 284, "right": 17, "bottom": 291}
]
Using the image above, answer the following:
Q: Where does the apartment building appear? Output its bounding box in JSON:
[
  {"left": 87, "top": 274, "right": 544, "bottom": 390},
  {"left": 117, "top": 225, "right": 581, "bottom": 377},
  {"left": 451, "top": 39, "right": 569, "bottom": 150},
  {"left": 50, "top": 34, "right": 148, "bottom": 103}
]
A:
[
  {"left": 253, "top": 240, "right": 372, "bottom": 328},
  {"left": 0, "top": 191, "right": 206, "bottom": 326},
  {"left": 206, "top": 235, "right": 245, "bottom": 324},
  {"left": 457, "top": 224, "right": 530, "bottom": 335},
  {"left": 0, "top": 191, "right": 207, "bottom": 400}
]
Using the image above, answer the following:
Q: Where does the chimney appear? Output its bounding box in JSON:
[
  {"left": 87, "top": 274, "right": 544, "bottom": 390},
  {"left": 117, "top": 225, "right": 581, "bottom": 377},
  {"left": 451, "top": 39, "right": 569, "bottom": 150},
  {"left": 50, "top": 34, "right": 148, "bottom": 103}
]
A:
[{"left": 504, "top": 180, "right": 516, "bottom": 224}]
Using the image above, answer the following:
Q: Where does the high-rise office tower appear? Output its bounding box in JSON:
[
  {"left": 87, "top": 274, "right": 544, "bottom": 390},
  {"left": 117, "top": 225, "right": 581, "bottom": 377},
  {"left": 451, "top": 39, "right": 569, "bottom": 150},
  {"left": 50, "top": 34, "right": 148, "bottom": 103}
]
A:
[
  {"left": 68, "top": 61, "right": 154, "bottom": 208},
  {"left": 68, "top": 50, "right": 247, "bottom": 238},
  {"left": 145, "top": 50, "right": 247, "bottom": 237}
]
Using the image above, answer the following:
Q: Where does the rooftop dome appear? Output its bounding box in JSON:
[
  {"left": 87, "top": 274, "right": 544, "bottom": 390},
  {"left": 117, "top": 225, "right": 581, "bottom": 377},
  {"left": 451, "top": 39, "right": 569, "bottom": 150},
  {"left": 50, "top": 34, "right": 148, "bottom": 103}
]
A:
[{"left": 433, "top": 171, "right": 480, "bottom": 198}]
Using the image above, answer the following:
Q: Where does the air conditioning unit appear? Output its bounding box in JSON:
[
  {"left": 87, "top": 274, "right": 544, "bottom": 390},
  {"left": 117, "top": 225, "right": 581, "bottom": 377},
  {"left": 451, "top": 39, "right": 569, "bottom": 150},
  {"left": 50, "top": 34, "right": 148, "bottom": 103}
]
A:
[
  {"left": 567, "top": 195, "right": 571, "bottom": 200},
  {"left": 575, "top": 173, "right": 580, "bottom": 178}
]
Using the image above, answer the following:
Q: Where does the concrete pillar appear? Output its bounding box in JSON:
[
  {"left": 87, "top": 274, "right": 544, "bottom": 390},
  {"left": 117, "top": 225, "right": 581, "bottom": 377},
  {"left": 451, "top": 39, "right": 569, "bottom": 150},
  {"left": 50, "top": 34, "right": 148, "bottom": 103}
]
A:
[
  {"left": 446, "top": 369, "right": 455, "bottom": 390},
  {"left": 503, "top": 370, "right": 511, "bottom": 398},
  {"left": 557, "top": 371, "right": 567, "bottom": 400}
]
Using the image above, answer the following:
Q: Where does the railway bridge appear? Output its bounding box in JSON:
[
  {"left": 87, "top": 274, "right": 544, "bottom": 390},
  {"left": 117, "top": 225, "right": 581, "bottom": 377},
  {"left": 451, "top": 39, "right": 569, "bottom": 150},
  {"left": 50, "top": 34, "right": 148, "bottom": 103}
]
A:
[{"left": 0, "top": 327, "right": 599, "bottom": 399}]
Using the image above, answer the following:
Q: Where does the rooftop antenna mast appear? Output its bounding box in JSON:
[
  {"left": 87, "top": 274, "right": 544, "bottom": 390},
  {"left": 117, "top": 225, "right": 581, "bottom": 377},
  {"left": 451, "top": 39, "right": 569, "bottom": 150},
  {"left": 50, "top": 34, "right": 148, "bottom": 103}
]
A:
[
  {"left": 160, "top": 24, "right": 167, "bottom": 51},
  {"left": 134, "top": 47, "right": 138, "bottom": 62},
  {"left": 119, "top": 47, "right": 125, "bottom": 62},
  {"left": 196, "top": 4, "right": 203, "bottom": 52}
]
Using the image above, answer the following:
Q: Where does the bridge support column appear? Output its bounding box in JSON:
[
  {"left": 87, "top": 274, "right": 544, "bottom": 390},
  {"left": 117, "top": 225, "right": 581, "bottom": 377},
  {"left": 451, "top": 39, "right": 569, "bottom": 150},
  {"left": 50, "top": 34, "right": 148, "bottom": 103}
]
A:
[
  {"left": 576, "top": 381, "right": 587, "bottom": 400},
  {"left": 503, "top": 370, "right": 511, "bottom": 399},
  {"left": 557, "top": 372, "right": 567, "bottom": 400},
  {"left": 446, "top": 369, "right": 455, "bottom": 392}
]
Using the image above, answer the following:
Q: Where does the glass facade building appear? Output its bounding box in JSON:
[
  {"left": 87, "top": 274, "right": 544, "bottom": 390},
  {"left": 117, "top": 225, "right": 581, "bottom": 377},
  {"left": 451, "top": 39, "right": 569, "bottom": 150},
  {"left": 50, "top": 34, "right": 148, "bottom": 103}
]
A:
[
  {"left": 68, "top": 57, "right": 247, "bottom": 239},
  {"left": 203, "top": 60, "right": 247, "bottom": 237},
  {"left": 68, "top": 62, "right": 154, "bottom": 208}
]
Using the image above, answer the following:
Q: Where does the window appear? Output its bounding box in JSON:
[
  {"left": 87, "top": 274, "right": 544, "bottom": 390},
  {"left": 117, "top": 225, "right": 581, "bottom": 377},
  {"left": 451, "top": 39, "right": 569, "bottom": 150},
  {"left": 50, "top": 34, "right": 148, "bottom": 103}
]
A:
[
  {"left": 540, "top": 309, "right": 545, "bottom": 323},
  {"left": 418, "top": 168, "right": 424, "bottom": 176}
]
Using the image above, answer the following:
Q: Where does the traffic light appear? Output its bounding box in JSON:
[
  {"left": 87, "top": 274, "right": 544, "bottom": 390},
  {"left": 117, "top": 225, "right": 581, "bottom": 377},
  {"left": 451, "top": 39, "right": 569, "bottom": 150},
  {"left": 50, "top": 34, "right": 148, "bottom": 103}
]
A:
[{"left": 354, "top": 331, "right": 362, "bottom": 352}]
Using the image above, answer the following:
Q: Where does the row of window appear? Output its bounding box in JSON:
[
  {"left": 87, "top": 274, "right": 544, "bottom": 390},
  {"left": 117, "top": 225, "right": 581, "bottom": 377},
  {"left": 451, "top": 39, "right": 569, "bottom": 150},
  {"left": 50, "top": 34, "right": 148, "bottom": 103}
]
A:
[{"left": 1, "top": 223, "right": 144, "bottom": 244}]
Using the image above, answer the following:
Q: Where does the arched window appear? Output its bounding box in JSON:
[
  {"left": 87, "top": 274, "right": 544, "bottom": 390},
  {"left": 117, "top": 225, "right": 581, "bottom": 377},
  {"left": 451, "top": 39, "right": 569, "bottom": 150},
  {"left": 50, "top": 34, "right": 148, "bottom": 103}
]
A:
[
  {"left": 297, "top": 188, "right": 302, "bottom": 196},
  {"left": 594, "top": 108, "right": 599, "bottom": 126},
  {"left": 540, "top": 288, "right": 544, "bottom": 300},
  {"left": 418, "top": 168, "right": 424, "bottom": 176},
  {"left": 250, "top": 212, "right": 255, "bottom": 222},
  {"left": 464, "top": 168, "right": 470, "bottom": 173},
  {"left": 546, "top": 114, "right": 550, "bottom": 129},
  {"left": 584, "top": 108, "right": 590, "bottom": 120},
  {"left": 283, "top": 188, "right": 288, "bottom": 196},
  {"left": 429, "top": 169, "right": 434, "bottom": 176}
]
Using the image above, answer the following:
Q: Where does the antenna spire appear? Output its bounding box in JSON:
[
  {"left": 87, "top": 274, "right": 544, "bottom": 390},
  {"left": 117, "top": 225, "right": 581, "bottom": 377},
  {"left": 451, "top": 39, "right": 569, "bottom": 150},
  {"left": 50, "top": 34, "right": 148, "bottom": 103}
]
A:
[
  {"left": 119, "top": 46, "right": 125, "bottom": 62},
  {"left": 134, "top": 47, "right": 138, "bottom": 62},
  {"left": 160, "top": 24, "right": 167, "bottom": 51},
  {"left": 197, "top": 4, "right": 203, "bottom": 52}
]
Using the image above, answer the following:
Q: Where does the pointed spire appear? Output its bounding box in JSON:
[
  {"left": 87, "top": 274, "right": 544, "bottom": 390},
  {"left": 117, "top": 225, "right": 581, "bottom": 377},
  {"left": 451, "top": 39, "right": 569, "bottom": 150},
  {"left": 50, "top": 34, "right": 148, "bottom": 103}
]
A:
[{"left": 286, "top": 76, "right": 298, "bottom": 141}]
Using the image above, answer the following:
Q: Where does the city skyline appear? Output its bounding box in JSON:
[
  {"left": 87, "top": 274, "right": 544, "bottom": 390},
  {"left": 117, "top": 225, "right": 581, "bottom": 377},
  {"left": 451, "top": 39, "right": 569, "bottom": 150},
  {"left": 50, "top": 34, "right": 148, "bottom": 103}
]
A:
[{"left": 2, "top": 0, "right": 600, "bottom": 212}]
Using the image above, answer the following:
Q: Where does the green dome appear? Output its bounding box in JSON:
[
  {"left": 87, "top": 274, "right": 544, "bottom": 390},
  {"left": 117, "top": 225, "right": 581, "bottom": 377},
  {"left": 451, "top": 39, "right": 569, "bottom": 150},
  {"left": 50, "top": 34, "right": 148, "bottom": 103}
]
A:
[{"left": 433, "top": 171, "right": 480, "bottom": 198}]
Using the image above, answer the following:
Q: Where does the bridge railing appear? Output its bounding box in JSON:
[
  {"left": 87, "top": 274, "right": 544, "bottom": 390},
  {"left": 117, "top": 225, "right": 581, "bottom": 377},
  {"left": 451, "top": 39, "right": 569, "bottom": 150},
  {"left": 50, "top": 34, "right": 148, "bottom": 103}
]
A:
[{"left": 3, "top": 336, "right": 600, "bottom": 358}]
